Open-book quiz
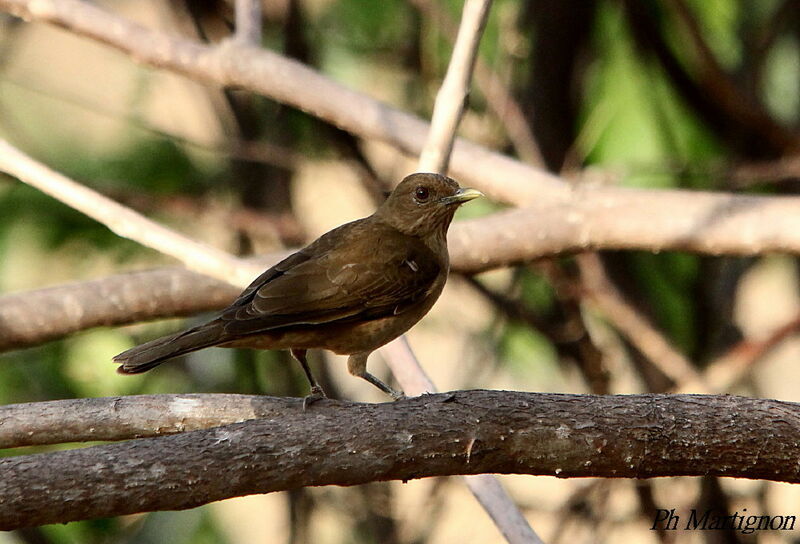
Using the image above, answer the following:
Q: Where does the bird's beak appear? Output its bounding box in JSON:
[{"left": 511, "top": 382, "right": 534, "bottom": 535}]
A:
[{"left": 440, "top": 187, "right": 484, "bottom": 205}]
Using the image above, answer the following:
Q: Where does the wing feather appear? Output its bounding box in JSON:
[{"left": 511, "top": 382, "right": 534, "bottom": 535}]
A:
[{"left": 220, "top": 219, "right": 442, "bottom": 336}]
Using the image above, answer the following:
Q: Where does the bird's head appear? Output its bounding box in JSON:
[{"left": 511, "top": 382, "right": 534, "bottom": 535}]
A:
[{"left": 375, "top": 173, "right": 483, "bottom": 238}]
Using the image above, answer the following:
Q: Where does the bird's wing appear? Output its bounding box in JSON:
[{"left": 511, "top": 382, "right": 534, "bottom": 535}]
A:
[{"left": 220, "top": 220, "right": 442, "bottom": 336}]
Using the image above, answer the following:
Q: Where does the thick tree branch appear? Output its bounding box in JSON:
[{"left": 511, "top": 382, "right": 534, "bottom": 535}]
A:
[
  {"left": 2, "top": 390, "right": 799, "bottom": 530},
  {"left": 449, "top": 187, "right": 800, "bottom": 272}
]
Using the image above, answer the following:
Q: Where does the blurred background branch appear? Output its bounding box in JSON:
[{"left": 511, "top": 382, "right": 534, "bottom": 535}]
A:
[
  {"left": 233, "top": 0, "right": 261, "bottom": 46},
  {"left": 0, "top": 139, "right": 262, "bottom": 285}
]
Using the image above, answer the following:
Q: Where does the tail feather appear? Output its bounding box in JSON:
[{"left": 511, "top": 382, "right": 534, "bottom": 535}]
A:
[{"left": 114, "top": 322, "right": 225, "bottom": 374}]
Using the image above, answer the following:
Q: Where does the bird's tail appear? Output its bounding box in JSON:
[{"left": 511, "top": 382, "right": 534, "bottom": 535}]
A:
[{"left": 114, "top": 321, "right": 226, "bottom": 374}]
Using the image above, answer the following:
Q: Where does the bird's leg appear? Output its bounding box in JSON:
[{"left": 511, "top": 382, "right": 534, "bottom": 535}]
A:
[
  {"left": 291, "top": 348, "right": 327, "bottom": 408},
  {"left": 347, "top": 352, "right": 405, "bottom": 400}
]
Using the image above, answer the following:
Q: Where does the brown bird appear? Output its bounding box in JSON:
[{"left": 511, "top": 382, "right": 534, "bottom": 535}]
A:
[{"left": 114, "top": 172, "right": 482, "bottom": 403}]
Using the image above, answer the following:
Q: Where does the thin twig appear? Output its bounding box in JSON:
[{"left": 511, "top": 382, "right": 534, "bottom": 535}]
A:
[
  {"left": 575, "top": 253, "right": 707, "bottom": 391},
  {"left": 0, "top": 140, "right": 261, "bottom": 287},
  {"left": 382, "top": 0, "right": 494, "bottom": 398},
  {"left": 473, "top": 58, "right": 545, "bottom": 166},
  {"left": 234, "top": 0, "right": 261, "bottom": 45},
  {"left": 0, "top": 73, "right": 302, "bottom": 168},
  {"left": 377, "top": 1, "right": 541, "bottom": 542},
  {"left": 702, "top": 313, "right": 800, "bottom": 393},
  {"left": 417, "top": 0, "right": 491, "bottom": 174},
  {"left": 727, "top": 155, "right": 800, "bottom": 188},
  {"left": 409, "top": 0, "right": 544, "bottom": 165}
]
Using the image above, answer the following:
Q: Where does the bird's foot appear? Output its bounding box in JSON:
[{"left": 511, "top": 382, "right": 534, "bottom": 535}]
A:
[
  {"left": 389, "top": 389, "right": 407, "bottom": 401},
  {"left": 302, "top": 386, "right": 327, "bottom": 410},
  {"left": 356, "top": 369, "right": 406, "bottom": 401}
]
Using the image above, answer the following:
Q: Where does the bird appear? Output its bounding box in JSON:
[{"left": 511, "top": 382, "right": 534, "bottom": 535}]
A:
[{"left": 114, "top": 172, "right": 482, "bottom": 404}]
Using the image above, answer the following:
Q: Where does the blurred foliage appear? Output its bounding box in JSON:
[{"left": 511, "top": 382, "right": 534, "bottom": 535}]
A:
[
  {"left": 626, "top": 252, "right": 699, "bottom": 354},
  {"left": 585, "top": 2, "right": 723, "bottom": 188},
  {"left": 72, "top": 137, "right": 209, "bottom": 195},
  {"left": 2, "top": 0, "right": 800, "bottom": 542},
  {"left": 499, "top": 321, "right": 559, "bottom": 381},
  {"left": 320, "top": 0, "right": 413, "bottom": 53}
]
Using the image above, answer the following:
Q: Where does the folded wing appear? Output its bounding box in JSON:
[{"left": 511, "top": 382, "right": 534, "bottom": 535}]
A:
[{"left": 220, "top": 220, "right": 442, "bottom": 336}]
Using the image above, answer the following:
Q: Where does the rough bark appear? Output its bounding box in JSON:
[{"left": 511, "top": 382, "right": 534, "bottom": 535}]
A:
[{"left": 1, "top": 390, "right": 798, "bottom": 529}]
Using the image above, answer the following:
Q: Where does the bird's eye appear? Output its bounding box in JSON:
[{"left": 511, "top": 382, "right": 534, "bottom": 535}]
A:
[{"left": 414, "top": 186, "right": 430, "bottom": 202}]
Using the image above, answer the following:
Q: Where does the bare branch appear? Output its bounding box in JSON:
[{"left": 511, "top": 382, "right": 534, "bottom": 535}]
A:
[
  {"left": 234, "top": 0, "right": 261, "bottom": 45},
  {"left": 0, "top": 394, "right": 290, "bottom": 448},
  {"left": 376, "top": 2, "right": 540, "bottom": 541},
  {"left": 449, "top": 187, "right": 800, "bottom": 273},
  {"left": 471, "top": 56, "right": 545, "bottom": 167},
  {"left": 2, "top": 390, "right": 799, "bottom": 530},
  {"left": 408, "top": 0, "right": 545, "bottom": 165},
  {"left": 379, "top": 336, "right": 436, "bottom": 397},
  {"left": 703, "top": 313, "right": 800, "bottom": 393},
  {"left": 0, "top": 268, "right": 237, "bottom": 351},
  {"left": 728, "top": 154, "right": 800, "bottom": 188},
  {"left": 382, "top": 0, "right": 493, "bottom": 401},
  {"left": 0, "top": 140, "right": 261, "bottom": 287},
  {"left": 418, "top": 0, "right": 491, "bottom": 174}
]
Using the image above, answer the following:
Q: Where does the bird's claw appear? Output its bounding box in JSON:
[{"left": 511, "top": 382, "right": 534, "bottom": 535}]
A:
[
  {"left": 303, "top": 386, "right": 327, "bottom": 410},
  {"left": 390, "top": 390, "right": 407, "bottom": 401}
]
